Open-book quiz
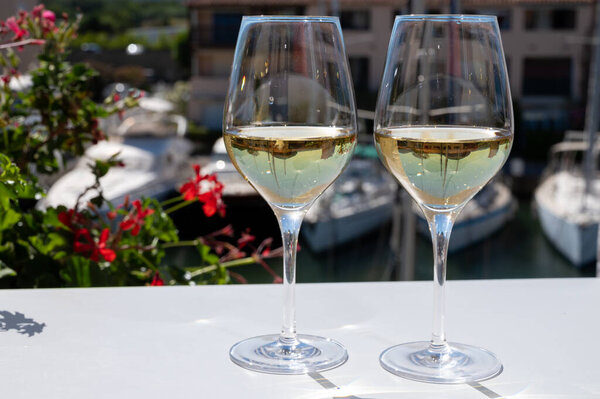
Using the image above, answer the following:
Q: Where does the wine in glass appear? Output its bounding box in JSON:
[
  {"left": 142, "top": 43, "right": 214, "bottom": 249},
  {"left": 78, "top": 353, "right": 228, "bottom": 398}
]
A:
[
  {"left": 374, "top": 15, "right": 513, "bottom": 383},
  {"left": 224, "top": 16, "right": 357, "bottom": 374}
]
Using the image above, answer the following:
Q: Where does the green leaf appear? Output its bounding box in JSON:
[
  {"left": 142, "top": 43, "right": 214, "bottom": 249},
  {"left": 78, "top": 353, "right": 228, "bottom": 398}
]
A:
[
  {"left": 0, "top": 208, "right": 21, "bottom": 231},
  {"left": 130, "top": 270, "right": 150, "bottom": 280},
  {"left": 0, "top": 260, "right": 16, "bottom": 279},
  {"left": 29, "top": 233, "right": 68, "bottom": 256},
  {"left": 94, "top": 159, "right": 110, "bottom": 177},
  {"left": 196, "top": 243, "right": 219, "bottom": 265},
  {"left": 90, "top": 195, "right": 104, "bottom": 208},
  {"left": 0, "top": 184, "right": 15, "bottom": 209}
]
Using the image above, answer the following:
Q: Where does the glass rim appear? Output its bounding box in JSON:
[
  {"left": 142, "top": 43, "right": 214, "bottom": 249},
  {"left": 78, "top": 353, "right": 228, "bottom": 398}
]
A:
[
  {"left": 242, "top": 15, "right": 340, "bottom": 23},
  {"left": 395, "top": 14, "right": 497, "bottom": 22}
]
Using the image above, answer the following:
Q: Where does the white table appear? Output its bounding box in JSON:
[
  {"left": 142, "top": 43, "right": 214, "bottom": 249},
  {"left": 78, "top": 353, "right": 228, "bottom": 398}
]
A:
[{"left": 1, "top": 278, "right": 599, "bottom": 398}]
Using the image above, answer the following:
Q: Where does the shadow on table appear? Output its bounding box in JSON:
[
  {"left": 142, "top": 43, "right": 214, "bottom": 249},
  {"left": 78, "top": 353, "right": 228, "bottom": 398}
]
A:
[
  {"left": 309, "top": 372, "right": 375, "bottom": 398},
  {"left": 309, "top": 372, "right": 505, "bottom": 399},
  {"left": 0, "top": 311, "right": 46, "bottom": 337}
]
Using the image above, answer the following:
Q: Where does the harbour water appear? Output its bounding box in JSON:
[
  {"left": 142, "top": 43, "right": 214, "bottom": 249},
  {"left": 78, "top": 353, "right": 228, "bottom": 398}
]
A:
[{"left": 169, "top": 198, "right": 596, "bottom": 284}]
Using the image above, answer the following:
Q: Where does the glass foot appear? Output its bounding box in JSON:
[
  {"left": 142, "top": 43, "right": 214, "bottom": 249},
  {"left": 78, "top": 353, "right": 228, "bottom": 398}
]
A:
[
  {"left": 230, "top": 334, "right": 348, "bottom": 374},
  {"left": 380, "top": 341, "right": 502, "bottom": 384}
]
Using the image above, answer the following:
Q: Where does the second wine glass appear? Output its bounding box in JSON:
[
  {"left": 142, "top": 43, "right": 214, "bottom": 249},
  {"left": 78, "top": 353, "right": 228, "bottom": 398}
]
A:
[
  {"left": 224, "top": 16, "right": 357, "bottom": 374},
  {"left": 374, "top": 15, "right": 513, "bottom": 383}
]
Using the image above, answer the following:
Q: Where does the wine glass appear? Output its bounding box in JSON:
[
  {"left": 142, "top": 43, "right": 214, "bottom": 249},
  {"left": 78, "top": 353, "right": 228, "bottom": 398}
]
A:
[
  {"left": 374, "top": 15, "right": 513, "bottom": 383},
  {"left": 224, "top": 16, "right": 357, "bottom": 374}
]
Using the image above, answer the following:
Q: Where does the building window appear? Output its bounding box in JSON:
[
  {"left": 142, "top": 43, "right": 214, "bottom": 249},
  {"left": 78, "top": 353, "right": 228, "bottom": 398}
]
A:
[
  {"left": 348, "top": 57, "right": 369, "bottom": 91},
  {"left": 392, "top": 7, "right": 409, "bottom": 28},
  {"left": 212, "top": 13, "right": 243, "bottom": 45},
  {"left": 552, "top": 9, "right": 576, "bottom": 30},
  {"left": 340, "top": 10, "right": 370, "bottom": 30},
  {"left": 522, "top": 58, "right": 571, "bottom": 97},
  {"left": 525, "top": 8, "right": 576, "bottom": 30},
  {"left": 465, "top": 9, "right": 511, "bottom": 30},
  {"left": 496, "top": 10, "right": 511, "bottom": 30}
]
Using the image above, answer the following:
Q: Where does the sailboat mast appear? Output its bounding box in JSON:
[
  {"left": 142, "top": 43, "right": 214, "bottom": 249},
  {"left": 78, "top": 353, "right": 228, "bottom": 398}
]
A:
[{"left": 584, "top": 2, "right": 600, "bottom": 198}]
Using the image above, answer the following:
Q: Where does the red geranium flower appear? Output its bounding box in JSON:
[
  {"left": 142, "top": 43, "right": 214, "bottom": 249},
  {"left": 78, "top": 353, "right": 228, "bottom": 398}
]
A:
[
  {"left": 179, "top": 165, "right": 225, "bottom": 217},
  {"left": 58, "top": 209, "right": 87, "bottom": 230},
  {"left": 151, "top": 273, "right": 165, "bottom": 286},
  {"left": 120, "top": 199, "right": 154, "bottom": 236},
  {"left": 73, "top": 228, "right": 116, "bottom": 262}
]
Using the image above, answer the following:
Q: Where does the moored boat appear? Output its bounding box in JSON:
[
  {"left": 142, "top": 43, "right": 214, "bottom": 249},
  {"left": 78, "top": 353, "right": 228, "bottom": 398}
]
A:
[
  {"left": 534, "top": 139, "right": 600, "bottom": 266},
  {"left": 39, "top": 102, "right": 192, "bottom": 210},
  {"left": 302, "top": 157, "right": 397, "bottom": 252},
  {"left": 415, "top": 180, "right": 517, "bottom": 253}
]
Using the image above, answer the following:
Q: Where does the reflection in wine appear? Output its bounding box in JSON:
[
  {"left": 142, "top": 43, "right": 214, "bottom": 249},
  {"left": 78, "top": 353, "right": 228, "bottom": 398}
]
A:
[
  {"left": 375, "top": 127, "right": 512, "bottom": 210},
  {"left": 225, "top": 126, "right": 356, "bottom": 209}
]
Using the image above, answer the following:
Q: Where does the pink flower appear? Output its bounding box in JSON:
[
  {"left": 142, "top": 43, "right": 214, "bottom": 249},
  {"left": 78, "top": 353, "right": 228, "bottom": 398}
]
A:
[
  {"left": 42, "top": 10, "right": 55, "bottom": 23},
  {"left": 5, "top": 17, "right": 28, "bottom": 40},
  {"left": 32, "top": 5, "right": 44, "bottom": 19}
]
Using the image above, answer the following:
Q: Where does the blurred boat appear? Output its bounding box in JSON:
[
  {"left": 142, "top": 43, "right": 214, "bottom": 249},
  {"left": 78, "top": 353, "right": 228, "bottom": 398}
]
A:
[
  {"left": 302, "top": 157, "right": 397, "bottom": 252},
  {"left": 534, "top": 135, "right": 600, "bottom": 266},
  {"left": 202, "top": 138, "right": 258, "bottom": 199},
  {"left": 415, "top": 180, "right": 518, "bottom": 253},
  {"left": 39, "top": 104, "right": 192, "bottom": 210}
]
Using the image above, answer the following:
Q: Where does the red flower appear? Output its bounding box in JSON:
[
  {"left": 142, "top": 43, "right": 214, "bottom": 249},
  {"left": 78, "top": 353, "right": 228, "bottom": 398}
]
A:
[
  {"left": 58, "top": 209, "right": 87, "bottom": 230},
  {"left": 120, "top": 200, "right": 154, "bottom": 236},
  {"left": 151, "top": 273, "right": 165, "bottom": 286},
  {"left": 179, "top": 165, "right": 225, "bottom": 217},
  {"left": 237, "top": 229, "right": 256, "bottom": 249},
  {"left": 42, "top": 10, "right": 55, "bottom": 23},
  {"left": 73, "top": 228, "right": 116, "bottom": 263},
  {"left": 5, "top": 17, "right": 28, "bottom": 40}
]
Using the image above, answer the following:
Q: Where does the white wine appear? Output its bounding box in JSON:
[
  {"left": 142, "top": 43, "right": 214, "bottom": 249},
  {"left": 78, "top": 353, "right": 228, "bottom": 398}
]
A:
[
  {"left": 224, "top": 126, "right": 356, "bottom": 209},
  {"left": 375, "top": 127, "right": 512, "bottom": 210}
]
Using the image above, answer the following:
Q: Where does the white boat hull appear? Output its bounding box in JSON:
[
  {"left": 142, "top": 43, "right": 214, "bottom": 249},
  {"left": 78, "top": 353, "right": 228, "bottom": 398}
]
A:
[
  {"left": 302, "top": 199, "right": 393, "bottom": 252},
  {"left": 535, "top": 173, "right": 599, "bottom": 267},
  {"left": 416, "top": 182, "right": 517, "bottom": 253},
  {"left": 302, "top": 158, "right": 396, "bottom": 253},
  {"left": 536, "top": 200, "right": 598, "bottom": 267},
  {"left": 40, "top": 138, "right": 192, "bottom": 210}
]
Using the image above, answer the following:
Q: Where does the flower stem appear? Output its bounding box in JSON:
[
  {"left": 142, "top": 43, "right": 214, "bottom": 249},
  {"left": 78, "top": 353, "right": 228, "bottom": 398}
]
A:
[
  {"left": 162, "top": 239, "right": 199, "bottom": 249},
  {"left": 159, "top": 196, "right": 183, "bottom": 207},
  {"left": 164, "top": 200, "right": 195, "bottom": 215},
  {"left": 135, "top": 252, "right": 158, "bottom": 272},
  {"left": 187, "top": 256, "right": 257, "bottom": 278},
  {"left": 0, "top": 38, "right": 45, "bottom": 50}
]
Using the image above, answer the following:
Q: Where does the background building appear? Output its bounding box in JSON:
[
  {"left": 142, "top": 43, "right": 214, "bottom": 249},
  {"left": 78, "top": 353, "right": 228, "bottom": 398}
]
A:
[{"left": 187, "top": 0, "right": 595, "bottom": 133}]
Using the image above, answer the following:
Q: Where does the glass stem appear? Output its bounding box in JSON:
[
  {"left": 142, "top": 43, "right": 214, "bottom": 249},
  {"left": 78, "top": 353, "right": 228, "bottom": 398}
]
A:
[
  {"left": 422, "top": 208, "right": 459, "bottom": 354},
  {"left": 273, "top": 209, "right": 304, "bottom": 348}
]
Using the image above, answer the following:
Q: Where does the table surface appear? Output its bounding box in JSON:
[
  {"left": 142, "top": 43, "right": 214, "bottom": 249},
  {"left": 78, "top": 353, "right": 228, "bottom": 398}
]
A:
[{"left": 1, "top": 278, "right": 599, "bottom": 398}]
